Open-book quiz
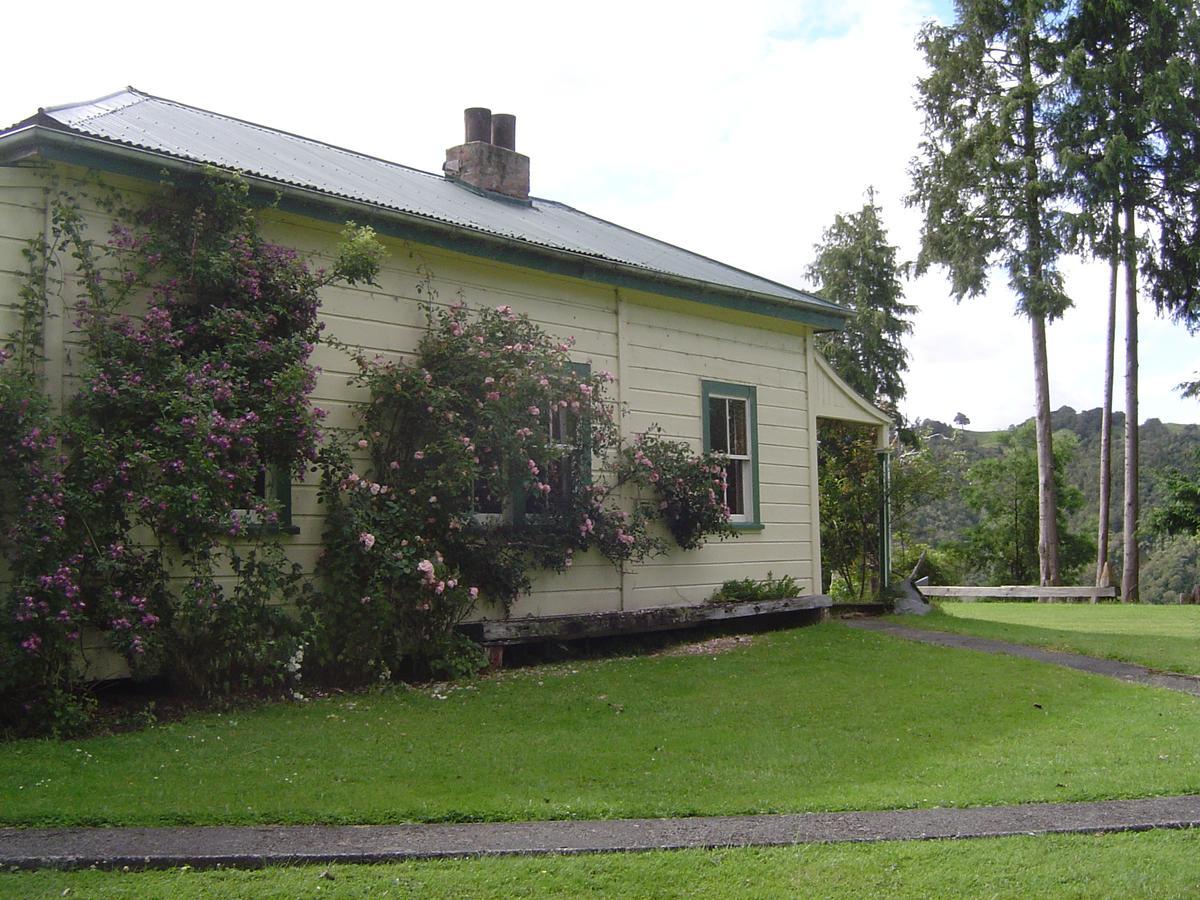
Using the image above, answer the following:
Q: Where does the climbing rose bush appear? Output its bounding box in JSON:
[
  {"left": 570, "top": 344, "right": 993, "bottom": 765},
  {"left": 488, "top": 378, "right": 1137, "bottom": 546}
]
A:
[
  {"left": 0, "top": 172, "right": 383, "bottom": 734},
  {"left": 307, "top": 301, "right": 734, "bottom": 682},
  {"left": 617, "top": 428, "right": 737, "bottom": 551}
]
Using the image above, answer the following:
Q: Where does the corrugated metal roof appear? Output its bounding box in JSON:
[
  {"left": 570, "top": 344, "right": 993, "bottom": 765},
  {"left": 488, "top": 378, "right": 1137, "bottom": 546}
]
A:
[{"left": 6, "top": 88, "right": 843, "bottom": 317}]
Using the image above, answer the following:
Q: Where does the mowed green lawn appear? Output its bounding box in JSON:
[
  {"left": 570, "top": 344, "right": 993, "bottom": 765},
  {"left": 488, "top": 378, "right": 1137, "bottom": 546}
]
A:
[
  {"left": 902, "top": 602, "right": 1200, "bottom": 675},
  {"left": 2, "top": 621, "right": 1199, "bottom": 828},
  {"left": 3, "top": 831, "right": 1199, "bottom": 898}
]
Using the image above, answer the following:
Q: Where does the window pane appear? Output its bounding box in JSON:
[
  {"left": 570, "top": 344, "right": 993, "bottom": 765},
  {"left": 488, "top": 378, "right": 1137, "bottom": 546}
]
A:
[
  {"left": 724, "top": 459, "right": 745, "bottom": 516},
  {"left": 728, "top": 398, "right": 747, "bottom": 456},
  {"left": 474, "top": 449, "right": 504, "bottom": 515},
  {"left": 708, "top": 397, "right": 728, "bottom": 452},
  {"left": 725, "top": 460, "right": 744, "bottom": 516},
  {"left": 548, "top": 458, "right": 570, "bottom": 505},
  {"left": 473, "top": 480, "right": 504, "bottom": 515}
]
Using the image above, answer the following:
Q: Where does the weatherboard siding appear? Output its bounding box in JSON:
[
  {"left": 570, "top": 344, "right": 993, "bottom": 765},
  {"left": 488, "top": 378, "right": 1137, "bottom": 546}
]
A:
[
  {"left": 617, "top": 293, "right": 816, "bottom": 609},
  {"left": 4, "top": 163, "right": 821, "bottom": 625},
  {"left": 259, "top": 211, "right": 627, "bottom": 619},
  {"left": 0, "top": 167, "right": 46, "bottom": 364}
]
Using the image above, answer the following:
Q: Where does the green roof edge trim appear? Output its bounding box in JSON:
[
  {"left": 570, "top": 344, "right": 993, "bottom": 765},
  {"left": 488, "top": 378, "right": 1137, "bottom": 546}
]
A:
[{"left": 1, "top": 127, "right": 850, "bottom": 332}]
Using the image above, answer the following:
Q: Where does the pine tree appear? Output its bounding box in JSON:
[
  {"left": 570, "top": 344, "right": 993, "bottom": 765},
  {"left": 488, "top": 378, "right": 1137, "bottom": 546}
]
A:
[
  {"left": 1057, "top": 0, "right": 1200, "bottom": 600},
  {"left": 808, "top": 190, "right": 915, "bottom": 599},
  {"left": 809, "top": 188, "right": 915, "bottom": 412},
  {"left": 909, "top": 0, "right": 1072, "bottom": 587}
]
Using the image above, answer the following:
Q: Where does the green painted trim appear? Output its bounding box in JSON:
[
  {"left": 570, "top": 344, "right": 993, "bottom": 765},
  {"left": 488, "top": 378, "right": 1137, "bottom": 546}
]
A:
[
  {"left": 273, "top": 464, "right": 295, "bottom": 530},
  {"left": 12, "top": 134, "right": 850, "bottom": 331},
  {"left": 877, "top": 449, "right": 892, "bottom": 589},
  {"left": 701, "top": 380, "right": 761, "bottom": 528},
  {"left": 568, "top": 361, "right": 593, "bottom": 487},
  {"left": 288, "top": 195, "right": 849, "bottom": 330},
  {"left": 244, "top": 465, "right": 300, "bottom": 536}
]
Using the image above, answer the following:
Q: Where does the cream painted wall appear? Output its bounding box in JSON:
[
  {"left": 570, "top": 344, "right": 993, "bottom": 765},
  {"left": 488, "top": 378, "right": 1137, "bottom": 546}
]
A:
[
  {"left": 1, "top": 162, "right": 822, "bottom": 622},
  {"left": 0, "top": 167, "right": 47, "bottom": 371}
]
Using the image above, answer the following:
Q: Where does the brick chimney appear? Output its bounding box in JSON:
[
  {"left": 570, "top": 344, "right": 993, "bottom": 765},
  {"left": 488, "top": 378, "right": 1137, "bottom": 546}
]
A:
[{"left": 443, "top": 107, "right": 530, "bottom": 201}]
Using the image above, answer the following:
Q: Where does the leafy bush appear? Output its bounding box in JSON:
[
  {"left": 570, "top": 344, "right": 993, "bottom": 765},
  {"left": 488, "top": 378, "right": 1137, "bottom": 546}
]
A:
[
  {"left": 617, "top": 428, "right": 737, "bottom": 550},
  {"left": 893, "top": 542, "right": 969, "bottom": 588},
  {"left": 709, "top": 572, "right": 801, "bottom": 603},
  {"left": 305, "top": 301, "right": 735, "bottom": 683},
  {"left": 0, "top": 172, "right": 383, "bottom": 734}
]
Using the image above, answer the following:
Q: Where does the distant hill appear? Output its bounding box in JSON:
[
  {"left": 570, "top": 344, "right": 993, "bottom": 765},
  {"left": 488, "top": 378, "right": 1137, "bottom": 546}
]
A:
[{"left": 906, "top": 407, "right": 1200, "bottom": 589}]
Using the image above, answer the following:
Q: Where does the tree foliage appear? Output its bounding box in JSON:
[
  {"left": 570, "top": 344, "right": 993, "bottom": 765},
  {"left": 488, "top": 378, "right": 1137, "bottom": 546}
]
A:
[
  {"left": 910, "top": 0, "right": 1072, "bottom": 320},
  {"left": 808, "top": 192, "right": 922, "bottom": 599},
  {"left": 1056, "top": 0, "right": 1200, "bottom": 599},
  {"left": 1148, "top": 451, "right": 1200, "bottom": 540},
  {"left": 960, "top": 423, "right": 1093, "bottom": 584},
  {"left": 808, "top": 189, "right": 915, "bottom": 413}
]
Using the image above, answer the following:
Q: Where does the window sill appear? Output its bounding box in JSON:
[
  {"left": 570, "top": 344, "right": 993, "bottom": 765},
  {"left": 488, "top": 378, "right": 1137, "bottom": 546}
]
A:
[
  {"left": 730, "top": 522, "right": 765, "bottom": 532},
  {"left": 241, "top": 523, "right": 302, "bottom": 537}
]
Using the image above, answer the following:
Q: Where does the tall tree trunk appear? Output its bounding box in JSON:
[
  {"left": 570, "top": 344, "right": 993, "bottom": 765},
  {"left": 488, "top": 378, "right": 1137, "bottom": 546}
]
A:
[
  {"left": 1121, "top": 198, "right": 1139, "bottom": 602},
  {"left": 1095, "top": 200, "right": 1119, "bottom": 594},
  {"left": 1031, "top": 313, "right": 1062, "bottom": 589},
  {"left": 1019, "top": 23, "right": 1060, "bottom": 591}
]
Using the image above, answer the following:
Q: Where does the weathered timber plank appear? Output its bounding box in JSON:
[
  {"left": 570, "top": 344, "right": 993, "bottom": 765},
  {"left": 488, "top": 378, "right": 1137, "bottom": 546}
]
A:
[
  {"left": 461, "top": 595, "right": 832, "bottom": 645},
  {"left": 918, "top": 585, "right": 1117, "bottom": 599}
]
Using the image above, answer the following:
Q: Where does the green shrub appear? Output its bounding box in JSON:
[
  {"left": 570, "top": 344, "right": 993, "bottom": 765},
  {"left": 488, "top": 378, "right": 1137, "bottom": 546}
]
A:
[{"left": 709, "top": 572, "right": 801, "bottom": 603}]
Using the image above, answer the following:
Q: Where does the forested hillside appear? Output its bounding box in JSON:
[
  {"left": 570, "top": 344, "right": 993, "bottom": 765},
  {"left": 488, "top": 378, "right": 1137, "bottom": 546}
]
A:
[{"left": 903, "top": 407, "right": 1200, "bottom": 598}]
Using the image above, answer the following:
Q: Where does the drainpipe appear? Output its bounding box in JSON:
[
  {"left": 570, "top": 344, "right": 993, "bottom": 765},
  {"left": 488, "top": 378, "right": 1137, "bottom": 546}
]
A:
[{"left": 876, "top": 426, "right": 893, "bottom": 597}]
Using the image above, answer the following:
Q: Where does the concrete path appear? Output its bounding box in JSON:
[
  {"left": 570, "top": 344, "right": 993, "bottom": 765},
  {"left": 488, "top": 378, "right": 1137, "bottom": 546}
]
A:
[
  {"left": 847, "top": 618, "right": 1200, "bottom": 697},
  {"left": 2, "top": 796, "right": 1199, "bottom": 870}
]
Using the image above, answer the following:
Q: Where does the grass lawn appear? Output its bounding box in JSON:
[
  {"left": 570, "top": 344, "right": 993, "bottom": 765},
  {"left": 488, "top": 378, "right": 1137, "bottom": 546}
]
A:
[
  {"left": 2, "top": 830, "right": 1198, "bottom": 898},
  {"left": 901, "top": 602, "right": 1200, "bottom": 675},
  {"left": 2, "top": 622, "right": 1199, "bottom": 827}
]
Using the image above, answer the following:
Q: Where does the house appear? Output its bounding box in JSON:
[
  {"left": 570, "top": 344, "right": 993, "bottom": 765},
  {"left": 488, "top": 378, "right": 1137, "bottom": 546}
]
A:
[{"left": 0, "top": 89, "right": 891, "bottom": 634}]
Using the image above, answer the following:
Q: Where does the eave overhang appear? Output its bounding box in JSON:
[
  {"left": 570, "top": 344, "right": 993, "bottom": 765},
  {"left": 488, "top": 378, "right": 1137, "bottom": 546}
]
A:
[{"left": 0, "top": 124, "right": 851, "bottom": 333}]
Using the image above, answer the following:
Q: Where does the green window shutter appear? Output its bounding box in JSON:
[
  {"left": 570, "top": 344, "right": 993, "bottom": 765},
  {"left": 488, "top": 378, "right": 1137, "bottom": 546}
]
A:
[{"left": 271, "top": 464, "right": 300, "bottom": 534}]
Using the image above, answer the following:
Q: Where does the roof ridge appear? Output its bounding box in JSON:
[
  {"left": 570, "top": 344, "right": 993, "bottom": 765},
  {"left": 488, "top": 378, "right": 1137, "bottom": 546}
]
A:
[{"left": 41, "top": 88, "right": 148, "bottom": 125}]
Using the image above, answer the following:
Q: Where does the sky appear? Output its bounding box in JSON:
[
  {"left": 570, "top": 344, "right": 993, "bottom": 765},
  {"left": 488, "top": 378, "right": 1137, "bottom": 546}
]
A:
[{"left": 4, "top": 0, "right": 1196, "bottom": 430}]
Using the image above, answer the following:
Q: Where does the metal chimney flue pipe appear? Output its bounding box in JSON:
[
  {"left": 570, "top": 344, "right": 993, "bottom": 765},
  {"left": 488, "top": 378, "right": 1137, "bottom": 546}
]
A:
[
  {"left": 464, "top": 107, "right": 492, "bottom": 143},
  {"left": 491, "top": 114, "right": 516, "bottom": 150}
]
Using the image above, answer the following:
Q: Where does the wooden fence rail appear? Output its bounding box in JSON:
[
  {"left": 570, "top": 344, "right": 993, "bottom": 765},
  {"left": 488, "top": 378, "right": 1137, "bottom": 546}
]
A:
[{"left": 915, "top": 581, "right": 1117, "bottom": 601}]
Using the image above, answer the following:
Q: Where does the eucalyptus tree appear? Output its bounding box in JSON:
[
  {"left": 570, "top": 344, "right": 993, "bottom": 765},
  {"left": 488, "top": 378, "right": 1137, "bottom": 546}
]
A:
[
  {"left": 909, "top": 0, "right": 1072, "bottom": 586},
  {"left": 1057, "top": 0, "right": 1200, "bottom": 600}
]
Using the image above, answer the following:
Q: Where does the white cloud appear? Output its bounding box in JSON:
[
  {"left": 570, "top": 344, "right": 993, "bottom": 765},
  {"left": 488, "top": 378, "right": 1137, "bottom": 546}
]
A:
[{"left": 3, "top": 0, "right": 1193, "bottom": 429}]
